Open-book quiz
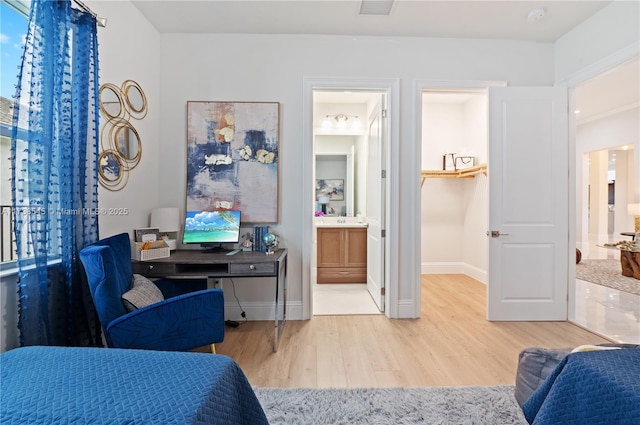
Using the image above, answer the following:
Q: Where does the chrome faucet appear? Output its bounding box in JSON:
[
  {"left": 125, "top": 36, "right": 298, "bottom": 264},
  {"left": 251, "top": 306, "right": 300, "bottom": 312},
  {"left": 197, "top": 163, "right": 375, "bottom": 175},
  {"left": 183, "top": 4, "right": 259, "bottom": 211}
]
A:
[{"left": 337, "top": 216, "right": 346, "bottom": 223}]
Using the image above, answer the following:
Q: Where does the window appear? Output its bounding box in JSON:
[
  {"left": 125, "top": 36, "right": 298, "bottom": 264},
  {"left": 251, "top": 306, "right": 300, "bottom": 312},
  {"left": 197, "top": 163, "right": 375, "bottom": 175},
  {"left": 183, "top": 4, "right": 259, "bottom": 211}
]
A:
[{"left": 1, "top": 0, "right": 29, "bottom": 262}]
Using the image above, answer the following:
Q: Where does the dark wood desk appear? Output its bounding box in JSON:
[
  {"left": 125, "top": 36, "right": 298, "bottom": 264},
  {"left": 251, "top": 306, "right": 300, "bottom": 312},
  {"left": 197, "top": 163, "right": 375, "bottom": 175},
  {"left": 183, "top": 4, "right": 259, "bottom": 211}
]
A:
[{"left": 132, "top": 249, "right": 287, "bottom": 352}]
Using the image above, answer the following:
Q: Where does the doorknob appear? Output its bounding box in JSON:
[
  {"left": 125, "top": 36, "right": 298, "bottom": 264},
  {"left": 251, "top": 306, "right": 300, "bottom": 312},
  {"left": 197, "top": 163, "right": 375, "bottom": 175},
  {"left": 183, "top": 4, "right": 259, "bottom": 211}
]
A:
[{"left": 487, "top": 230, "right": 510, "bottom": 237}]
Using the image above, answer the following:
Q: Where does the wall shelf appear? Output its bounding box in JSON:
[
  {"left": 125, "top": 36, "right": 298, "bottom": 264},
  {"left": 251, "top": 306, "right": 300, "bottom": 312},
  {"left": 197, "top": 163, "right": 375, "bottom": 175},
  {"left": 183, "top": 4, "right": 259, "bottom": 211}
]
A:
[{"left": 421, "top": 164, "right": 487, "bottom": 187}]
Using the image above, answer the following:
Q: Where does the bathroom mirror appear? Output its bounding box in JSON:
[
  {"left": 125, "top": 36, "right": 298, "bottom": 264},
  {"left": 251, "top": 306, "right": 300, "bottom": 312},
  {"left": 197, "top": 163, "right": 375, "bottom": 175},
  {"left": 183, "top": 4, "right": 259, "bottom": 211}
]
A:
[{"left": 314, "top": 135, "right": 366, "bottom": 216}]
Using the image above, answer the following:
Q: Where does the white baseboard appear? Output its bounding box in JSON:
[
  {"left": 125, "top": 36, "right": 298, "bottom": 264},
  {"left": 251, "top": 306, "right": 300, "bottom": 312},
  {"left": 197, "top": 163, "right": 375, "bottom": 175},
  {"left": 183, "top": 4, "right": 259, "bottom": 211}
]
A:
[
  {"left": 225, "top": 300, "right": 303, "bottom": 321},
  {"left": 462, "top": 263, "right": 487, "bottom": 284},
  {"left": 396, "top": 299, "right": 419, "bottom": 318},
  {"left": 421, "top": 261, "right": 487, "bottom": 285},
  {"left": 421, "top": 261, "right": 465, "bottom": 275}
]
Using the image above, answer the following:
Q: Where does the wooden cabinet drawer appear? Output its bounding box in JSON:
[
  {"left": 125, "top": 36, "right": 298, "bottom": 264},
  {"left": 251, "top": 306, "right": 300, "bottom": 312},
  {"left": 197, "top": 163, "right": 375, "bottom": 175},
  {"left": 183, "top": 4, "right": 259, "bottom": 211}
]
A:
[
  {"left": 132, "top": 262, "right": 175, "bottom": 277},
  {"left": 317, "top": 267, "right": 366, "bottom": 283},
  {"left": 228, "top": 262, "right": 275, "bottom": 275}
]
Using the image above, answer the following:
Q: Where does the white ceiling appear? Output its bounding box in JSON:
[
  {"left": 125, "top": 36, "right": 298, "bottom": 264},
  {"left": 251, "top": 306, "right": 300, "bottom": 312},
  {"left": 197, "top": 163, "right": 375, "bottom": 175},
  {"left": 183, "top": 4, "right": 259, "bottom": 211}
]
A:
[
  {"left": 316, "top": 58, "right": 640, "bottom": 123},
  {"left": 131, "top": 0, "right": 611, "bottom": 42},
  {"left": 129, "top": 0, "right": 637, "bottom": 121},
  {"left": 575, "top": 58, "right": 639, "bottom": 124}
]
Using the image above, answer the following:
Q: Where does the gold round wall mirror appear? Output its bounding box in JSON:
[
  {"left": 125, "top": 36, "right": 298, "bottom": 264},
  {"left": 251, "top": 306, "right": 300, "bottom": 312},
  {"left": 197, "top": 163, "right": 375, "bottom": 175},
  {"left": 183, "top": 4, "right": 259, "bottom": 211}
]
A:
[
  {"left": 98, "top": 80, "right": 146, "bottom": 191},
  {"left": 99, "top": 83, "right": 124, "bottom": 119},
  {"left": 98, "top": 150, "right": 124, "bottom": 183},
  {"left": 108, "top": 117, "right": 141, "bottom": 166},
  {"left": 122, "top": 80, "right": 148, "bottom": 119},
  {"left": 115, "top": 125, "right": 140, "bottom": 162}
]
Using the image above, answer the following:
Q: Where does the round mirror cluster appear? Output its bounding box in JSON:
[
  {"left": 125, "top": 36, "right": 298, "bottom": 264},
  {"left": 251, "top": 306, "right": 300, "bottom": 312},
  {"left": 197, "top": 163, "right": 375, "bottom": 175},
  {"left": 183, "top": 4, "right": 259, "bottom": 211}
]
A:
[{"left": 98, "top": 80, "right": 147, "bottom": 191}]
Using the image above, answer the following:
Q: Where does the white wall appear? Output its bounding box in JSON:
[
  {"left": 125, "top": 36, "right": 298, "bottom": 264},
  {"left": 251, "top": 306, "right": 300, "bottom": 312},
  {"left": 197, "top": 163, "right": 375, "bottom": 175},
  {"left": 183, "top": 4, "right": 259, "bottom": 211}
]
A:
[
  {"left": 462, "top": 95, "right": 488, "bottom": 280},
  {"left": 555, "top": 0, "right": 640, "bottom": 84},
  {"left": 92, "top": 0, "right": 162, "bottom": 239},
  {"left": 421, "top": 102, "right": 466, "bottom": 269}
]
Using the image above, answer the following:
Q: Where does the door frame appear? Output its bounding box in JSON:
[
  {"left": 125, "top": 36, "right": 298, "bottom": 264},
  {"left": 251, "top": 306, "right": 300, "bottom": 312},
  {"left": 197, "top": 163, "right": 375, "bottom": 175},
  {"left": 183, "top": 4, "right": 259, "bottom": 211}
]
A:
[
  {"left": 412, "top": 79, "right": 506, "bottom": 317},
  {"left": 302, "top": 77, "right": 400, "bottom": 319},
  {"left": 556, "top": 44, "right": 640, "bottom": 324}
]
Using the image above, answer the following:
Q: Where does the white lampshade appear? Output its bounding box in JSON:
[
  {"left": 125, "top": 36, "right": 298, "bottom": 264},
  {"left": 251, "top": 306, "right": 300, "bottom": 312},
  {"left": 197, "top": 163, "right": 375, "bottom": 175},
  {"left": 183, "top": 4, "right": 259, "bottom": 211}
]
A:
[
  {"left": 629, "top": 203, "right": 640, "bottom": 233},
  {"left": 150, "top": 207, "right": 180, "bottom": 233},
  {"left": 628, "top": 203, "right": 640, "bottom": 216},
  {"left": 318, "top": 195, "right": 330, "bottom": 205}
]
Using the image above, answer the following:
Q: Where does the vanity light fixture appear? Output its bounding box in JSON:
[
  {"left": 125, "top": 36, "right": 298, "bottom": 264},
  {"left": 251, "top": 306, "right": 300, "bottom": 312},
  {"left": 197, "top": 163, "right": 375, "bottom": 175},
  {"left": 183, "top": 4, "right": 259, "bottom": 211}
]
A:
[{"left": 326, "top": 113, "right": 358, "bottom": 124}]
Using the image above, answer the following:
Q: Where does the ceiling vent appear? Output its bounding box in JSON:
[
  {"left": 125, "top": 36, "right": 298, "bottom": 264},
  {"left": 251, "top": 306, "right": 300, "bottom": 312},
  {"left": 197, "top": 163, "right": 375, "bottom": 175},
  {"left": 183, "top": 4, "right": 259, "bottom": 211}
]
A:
[{"left": 359, "top": 0, "right": 395, "bottom": 16}]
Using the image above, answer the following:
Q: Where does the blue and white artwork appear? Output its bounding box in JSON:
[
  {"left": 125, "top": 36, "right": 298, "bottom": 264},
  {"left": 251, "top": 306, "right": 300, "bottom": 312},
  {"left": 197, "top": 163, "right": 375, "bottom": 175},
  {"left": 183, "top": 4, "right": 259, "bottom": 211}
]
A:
[{"left": 186, "top": 101, "right": 279, "bottom": 223}]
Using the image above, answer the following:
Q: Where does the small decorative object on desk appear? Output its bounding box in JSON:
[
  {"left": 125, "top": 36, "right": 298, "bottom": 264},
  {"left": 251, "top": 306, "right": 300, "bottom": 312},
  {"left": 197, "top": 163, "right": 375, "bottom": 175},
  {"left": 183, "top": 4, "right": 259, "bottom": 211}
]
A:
[
  {"left": 132, "top": 239, "right": 170, "bottom": 261},
  {"left": 253, "top": 225, "right": 270, "bottom": 252},
  {"left": 134, "top": 227, "right": 160, "bottom": 243},
  {"left": 262, "top": 232, "right": 279, "bottom": 255},
  {"left": 240, "top": 232, "right": 253, "bottom": 252}
]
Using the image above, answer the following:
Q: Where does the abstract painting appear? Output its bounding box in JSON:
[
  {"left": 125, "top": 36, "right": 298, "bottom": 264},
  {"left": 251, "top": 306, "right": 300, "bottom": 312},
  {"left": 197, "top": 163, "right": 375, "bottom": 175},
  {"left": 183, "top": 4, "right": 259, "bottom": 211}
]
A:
[
  {"left": 316, "top": 179, "right": 344, "bottom": 201},
  {"left": 186, "top": 101, "right": 279, "bottom": 223}
]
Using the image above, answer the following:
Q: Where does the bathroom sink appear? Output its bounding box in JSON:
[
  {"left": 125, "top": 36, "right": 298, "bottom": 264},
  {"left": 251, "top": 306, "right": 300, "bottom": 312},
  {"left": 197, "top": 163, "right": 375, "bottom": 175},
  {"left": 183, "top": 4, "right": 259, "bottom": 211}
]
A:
[{"left": 314, "top": 217, "right": 368, "bottom": 227}]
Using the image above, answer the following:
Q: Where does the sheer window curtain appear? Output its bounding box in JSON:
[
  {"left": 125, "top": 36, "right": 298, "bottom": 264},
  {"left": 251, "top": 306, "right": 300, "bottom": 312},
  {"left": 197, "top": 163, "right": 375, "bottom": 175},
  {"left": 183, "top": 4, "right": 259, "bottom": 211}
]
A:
[{"left": 11, "top": 0, "right": 100, "bottom": 346}]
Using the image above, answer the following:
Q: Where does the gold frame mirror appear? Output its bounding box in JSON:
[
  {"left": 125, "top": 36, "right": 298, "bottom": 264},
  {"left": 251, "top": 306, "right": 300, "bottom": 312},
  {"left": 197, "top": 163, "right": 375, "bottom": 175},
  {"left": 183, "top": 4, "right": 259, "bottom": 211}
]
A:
[{"left": 98, "top": 80, "right": 147, "bottom": 191}]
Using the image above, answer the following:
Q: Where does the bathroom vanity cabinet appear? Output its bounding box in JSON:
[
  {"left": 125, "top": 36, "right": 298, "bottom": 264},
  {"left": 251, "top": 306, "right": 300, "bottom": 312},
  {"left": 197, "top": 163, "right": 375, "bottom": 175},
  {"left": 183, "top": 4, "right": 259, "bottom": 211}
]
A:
[{"left": 317, "top": 227, "right": 367, "bottom": 283}]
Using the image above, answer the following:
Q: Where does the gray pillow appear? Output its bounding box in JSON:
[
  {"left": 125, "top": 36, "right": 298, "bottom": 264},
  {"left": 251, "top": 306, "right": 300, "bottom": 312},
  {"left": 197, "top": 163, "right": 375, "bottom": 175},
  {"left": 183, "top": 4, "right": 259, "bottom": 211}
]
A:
[
  {"left": 122, "top": 274, "right": 164, "bottom": 312},
  {"left": 514, "top": 347, "right": 571, "bottom": 408}
]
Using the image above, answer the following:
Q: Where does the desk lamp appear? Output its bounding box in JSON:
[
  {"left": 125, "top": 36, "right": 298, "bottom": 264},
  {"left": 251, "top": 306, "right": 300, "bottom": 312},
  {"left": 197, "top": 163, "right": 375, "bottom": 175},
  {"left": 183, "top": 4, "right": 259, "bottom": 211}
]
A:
[{"left": 150, "top": 207, "right": 180, "bottom": 250}]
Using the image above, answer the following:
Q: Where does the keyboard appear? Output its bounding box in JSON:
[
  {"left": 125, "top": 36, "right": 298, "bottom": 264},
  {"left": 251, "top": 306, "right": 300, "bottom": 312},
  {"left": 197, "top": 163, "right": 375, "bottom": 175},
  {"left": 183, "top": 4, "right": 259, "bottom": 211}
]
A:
[{"left": 226, "top": 249, "right": 242, "bottom": 256}]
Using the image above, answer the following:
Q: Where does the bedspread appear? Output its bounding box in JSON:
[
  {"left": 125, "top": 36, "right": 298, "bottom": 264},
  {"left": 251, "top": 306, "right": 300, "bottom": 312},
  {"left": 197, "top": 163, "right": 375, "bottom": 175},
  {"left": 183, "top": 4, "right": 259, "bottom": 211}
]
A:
[
  {"left": 0, "top": 346, "right": 268, "bottom": 425},
  {"left": 522, "top": 348, "right": 640, "bottom": 425}
]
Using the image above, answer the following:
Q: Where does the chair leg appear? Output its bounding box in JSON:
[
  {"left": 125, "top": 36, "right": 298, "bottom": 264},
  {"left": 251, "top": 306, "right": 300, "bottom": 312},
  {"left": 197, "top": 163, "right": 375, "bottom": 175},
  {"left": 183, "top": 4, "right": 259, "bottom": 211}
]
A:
[{"left": 210, "top": 344, "right": 216, "bottom": 354}]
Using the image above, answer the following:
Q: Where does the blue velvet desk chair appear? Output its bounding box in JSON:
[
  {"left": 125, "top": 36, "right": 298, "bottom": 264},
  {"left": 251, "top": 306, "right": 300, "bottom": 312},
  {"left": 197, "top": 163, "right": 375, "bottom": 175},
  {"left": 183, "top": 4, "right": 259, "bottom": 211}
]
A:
[{"left": 79, "top": 233, "right": 224, "bottom": 352}]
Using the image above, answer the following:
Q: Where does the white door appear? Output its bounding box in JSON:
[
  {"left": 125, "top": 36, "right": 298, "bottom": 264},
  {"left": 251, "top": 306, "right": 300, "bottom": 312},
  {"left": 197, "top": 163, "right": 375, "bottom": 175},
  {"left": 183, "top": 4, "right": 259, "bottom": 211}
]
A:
[
  {"left": 366, "top": 96, "right": 386, "bottom": 311},
  {"left": 488, "top": 87, "right": 568, "bottom": 321}
]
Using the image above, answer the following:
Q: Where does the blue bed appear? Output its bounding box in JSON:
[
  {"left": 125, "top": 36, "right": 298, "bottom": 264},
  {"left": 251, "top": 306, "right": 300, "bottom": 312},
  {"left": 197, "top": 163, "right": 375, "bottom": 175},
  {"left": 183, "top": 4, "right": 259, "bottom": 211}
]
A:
[
  {"left": 0, "top": 346, "right": 269, "bottom": 424},
  {"left": 522, "top": 348, "right": 640, "bottom": 425}
]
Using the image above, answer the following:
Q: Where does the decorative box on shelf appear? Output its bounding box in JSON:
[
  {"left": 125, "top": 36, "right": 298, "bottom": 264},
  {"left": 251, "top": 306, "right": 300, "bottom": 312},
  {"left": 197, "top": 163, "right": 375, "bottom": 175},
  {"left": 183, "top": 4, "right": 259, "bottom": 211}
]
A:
[{"left": 132, "top": 240, "right": 170, "bottom": 261}]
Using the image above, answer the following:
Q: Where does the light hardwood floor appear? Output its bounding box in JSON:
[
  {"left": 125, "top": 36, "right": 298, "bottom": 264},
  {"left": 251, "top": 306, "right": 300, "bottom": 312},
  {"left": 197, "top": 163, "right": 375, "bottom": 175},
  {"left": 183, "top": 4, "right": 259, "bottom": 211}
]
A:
[{"left": 214, "top": 274, "right": 610, "bottom": 388}]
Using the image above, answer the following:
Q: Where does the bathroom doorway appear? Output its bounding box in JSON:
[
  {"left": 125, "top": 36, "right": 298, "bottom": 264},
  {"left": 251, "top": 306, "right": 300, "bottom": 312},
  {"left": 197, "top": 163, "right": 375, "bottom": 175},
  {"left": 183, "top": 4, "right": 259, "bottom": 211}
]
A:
[{"left": 311, "top": 89, "right": 386, "bottom": 316}]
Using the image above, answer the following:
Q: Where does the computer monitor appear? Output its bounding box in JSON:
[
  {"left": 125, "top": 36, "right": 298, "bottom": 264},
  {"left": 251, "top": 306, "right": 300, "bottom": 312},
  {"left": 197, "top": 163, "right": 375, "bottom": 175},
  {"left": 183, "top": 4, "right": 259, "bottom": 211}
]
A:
[{"left": 182, "top": 210, "right": 241, "bottom": 251}]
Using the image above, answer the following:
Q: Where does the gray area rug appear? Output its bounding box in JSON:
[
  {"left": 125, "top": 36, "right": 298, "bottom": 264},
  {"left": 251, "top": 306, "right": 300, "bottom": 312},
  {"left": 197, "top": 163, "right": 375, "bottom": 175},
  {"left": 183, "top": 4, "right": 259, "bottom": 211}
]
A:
[
  {"left": 576, "top": 259, "right": 640, "bottom": 296},
  {"left": 254, "top": 385, "right": 527, "bottom": 424}
]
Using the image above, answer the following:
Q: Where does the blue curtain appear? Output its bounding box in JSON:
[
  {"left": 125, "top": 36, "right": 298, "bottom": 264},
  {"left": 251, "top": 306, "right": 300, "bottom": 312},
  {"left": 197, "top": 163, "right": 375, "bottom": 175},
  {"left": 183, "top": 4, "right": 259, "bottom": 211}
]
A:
[{"left": 11, "top": 0, "right": 100, "bottom": 347}]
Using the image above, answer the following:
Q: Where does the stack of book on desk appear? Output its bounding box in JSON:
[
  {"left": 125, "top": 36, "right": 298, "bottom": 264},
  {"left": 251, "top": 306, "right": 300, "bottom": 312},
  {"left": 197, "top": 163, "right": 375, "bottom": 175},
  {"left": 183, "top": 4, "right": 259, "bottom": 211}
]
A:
[{"left": 253, "top": 225, "right": 270, "bottom": 252}]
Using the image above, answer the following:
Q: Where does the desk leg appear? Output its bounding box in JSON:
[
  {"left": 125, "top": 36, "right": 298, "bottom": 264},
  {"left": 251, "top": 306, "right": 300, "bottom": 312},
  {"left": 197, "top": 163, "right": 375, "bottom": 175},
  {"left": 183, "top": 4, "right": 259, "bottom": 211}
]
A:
[{"left": 273, "top": 254, "right": 287, "bottom": 352}]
